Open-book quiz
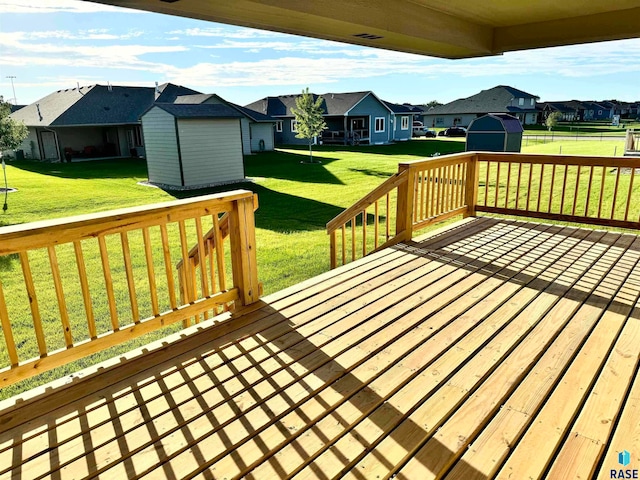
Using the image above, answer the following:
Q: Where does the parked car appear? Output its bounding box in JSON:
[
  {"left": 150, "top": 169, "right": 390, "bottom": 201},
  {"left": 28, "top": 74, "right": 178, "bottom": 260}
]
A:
[
  {"left": 412, "top": 126, "right": 437, "bottom": 138},
  {"left": 438, "top": 127, "right": 467, "bottom": 137}
]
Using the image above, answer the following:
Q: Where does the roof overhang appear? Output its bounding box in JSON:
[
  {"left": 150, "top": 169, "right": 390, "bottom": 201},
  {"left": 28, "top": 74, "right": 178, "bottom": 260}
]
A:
[{"left": 84, "top": 0, "right": 640, "bottom": 58}]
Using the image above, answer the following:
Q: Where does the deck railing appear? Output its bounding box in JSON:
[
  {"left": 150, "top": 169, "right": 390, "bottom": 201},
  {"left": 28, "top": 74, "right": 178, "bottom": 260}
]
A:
[
  {"left": 327, "top": 152, "right": 640, "bottom": 267},
  {"left": 0, "top": 190, "right": 259, "bottom": 387}
]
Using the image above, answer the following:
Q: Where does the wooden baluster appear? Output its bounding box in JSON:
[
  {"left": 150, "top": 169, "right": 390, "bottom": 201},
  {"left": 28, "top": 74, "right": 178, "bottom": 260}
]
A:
[
  {"left": 351, "top": 216, "right": 356, "bottom": 261},
  {"left": 445, "top": 164, "right": 452, "bottom": 212},
  {"left": 362, "top": 210, "right": 367, "bottom": 256},
  {"left": 548, "top": 164, "right": 556, "bottom": 213},
  {"left": 0, "top": 279, "right": 19, "bottom": 366},
  {"left": 484, "top": 161, "right": 490, "bottom": 207},
  {"left": 213, "top": 214, "right": 227, "bottom": 293},
  {"left": 494, "top": 161, "right": 501, "bottom": 207},
  {"left": 585, "top": 166, "right": 595, "bottom": 217},
  {"left": 74, "top": 241, "right": 96, "bottom": 339},
  {"left": 159, "top": 223, "right": 177, "bottom": 310},
  {"left": 624, "top": 168, "right": 635, "bottom": 222},
  {"left": 120, "top": 232, "right": 140, "bottom": 324},
  {"left": 598, "top": 166, "right": 607, "bottom": 218},
  {"left": 505, "top": 162, "right": 512, "bottom": 208},
  {"left": 386, "top": 192, "right": 391, "bottom": 240},
  {"left": 420, "top": 169, "right": 426, "bottom": 222},
  {"left": 97, "top": 236, "right": 119, "bottom": 332},
  {"left": 207, "top": 239, "right": 217, "bottom": 297},
  {"left": 526, "top": 163, "right": 534, "bottom": 211},
  {"left": 178, "top": 220, "right": 193, "bottom": 326},
  {"left": 536, "top": 164, "right": 545, "bottom": 212},
  {"left": 429, "top": 168, "right": 436, "bottom": 217},
  {"left": 572, "top": 165, "right": 582, "bottom": 216},
  {"left": 374, "top": 200, "right": 379, "bottom": 250},
  {"left": 515, "top": 163, "right": 523, "bottom": 210},
  {"left": 341, "top": 224, "right": 346, "bottom": 265},
  {"left": 47, "top": 246, "right": 73, "bottom": 348},
  {"left": 436, "top": 166, "right": 442, "bottom": 215},
  {"left": 19, "top": 251, "right": 47, "bottom": 356},
  {"left": 330, "top": 230, "right": 337, "bottom": 269},
  {"left": 142, "top": 227, "right": 159, "bottom": 317},
  {"left": 460, "top": 162, "right": 467, "bottom": 208},
  {"left": 195, "top": 217, "right": 210, "bottom": 320},
  {"left": 560, "top": 165, "right": 569, "bottom": 214},
  {"left": 413, "top": 171, "right": 420, "bottom": 224},
  {"left": 611, "top": 166, "right": 622, "bottom": 219}
]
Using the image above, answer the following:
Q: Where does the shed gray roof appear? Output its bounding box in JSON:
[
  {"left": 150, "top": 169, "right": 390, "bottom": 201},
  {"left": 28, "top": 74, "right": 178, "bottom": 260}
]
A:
[
  {"left": 245, "top": 91, "right": 391, "bottom": 117},
  {"left": 426, "top": 85, "right": 539, "bottom": 116},
  {"left": 10, "top": 83, "right": 200, "bottom": 127},
  {"left": 148, "top": 103, "right": 244, "bottom": 119},
  {"left": 174, "top": 93, "right": 275, "bottom": 122}
]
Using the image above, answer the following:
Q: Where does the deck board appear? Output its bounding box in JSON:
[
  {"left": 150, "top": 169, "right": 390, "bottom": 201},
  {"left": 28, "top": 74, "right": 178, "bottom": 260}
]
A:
[{"left": 0, "top": 217, "right": 638, "bottom": 480}]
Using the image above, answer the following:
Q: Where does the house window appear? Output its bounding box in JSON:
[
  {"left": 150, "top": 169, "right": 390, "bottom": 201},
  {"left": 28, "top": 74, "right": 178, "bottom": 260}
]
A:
[
  {"left": 598, "top": 110, "right": 603, "bottom": 115},
  {"left": 275, "top": 121, "right": 283, "bottom": 132},
  {"left": 530, "top": 98, "right": 535, "bottom": 106},
  {"left": 291, "top": 119, "right": 298, "bottom": 133},
  {"left": 375, "top": 117, "right": 385, "bottom": 133},
  {"left": 453, "top": 117, "right": 462, "bottom": 126},
  {"left": 518, "top": 98, "right": 524, "bottom": 106},
  {"left": 435, "top": 117, "right": 444, "bottom": 126},
  {"left": 401, "top": 116, "right": 409, "bottom": 130}
]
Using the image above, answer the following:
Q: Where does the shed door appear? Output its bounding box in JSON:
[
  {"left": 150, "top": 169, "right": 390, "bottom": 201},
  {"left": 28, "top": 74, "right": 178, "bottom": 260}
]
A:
[{"left": 40, "top": 131, "right": 59, "bottom": 161}]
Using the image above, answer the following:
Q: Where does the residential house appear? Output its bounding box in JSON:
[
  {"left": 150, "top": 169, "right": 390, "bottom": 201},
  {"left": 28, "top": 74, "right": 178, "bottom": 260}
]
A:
[
  {"left": 7, "top": 83, "right": 199, "bottom": 162},
  {"left": 245, "top": 91, "right": 397, "bottom": 146},
  {"left": 423, "top": 85, "right": 539, "bottom": 128},
  {"left": 538, "top": 102, "right": 580, "bottom": 122},
  {"left": 174, "top": 94, "right": 276, "bottom": 154},
  {"left": 383, "top": 101, "right": 414, "bottom": 141},
  {"left": 141, "top": 103, "right": 245, "bottom": 189}
]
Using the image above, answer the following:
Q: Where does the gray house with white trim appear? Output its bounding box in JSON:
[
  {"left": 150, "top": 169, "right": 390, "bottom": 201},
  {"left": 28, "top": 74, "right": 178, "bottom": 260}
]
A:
[
  {"left": 141, "top": 103, "right": 245, "bottom": 189},
  {"left": 245, "top": 91, "right": 396, "bottom": 146}
]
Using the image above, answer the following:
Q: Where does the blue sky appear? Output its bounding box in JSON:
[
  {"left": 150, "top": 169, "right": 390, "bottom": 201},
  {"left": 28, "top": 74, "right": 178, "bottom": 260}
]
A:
[{"left": 1, "top": 0, "right": 639, "bottom": 107}]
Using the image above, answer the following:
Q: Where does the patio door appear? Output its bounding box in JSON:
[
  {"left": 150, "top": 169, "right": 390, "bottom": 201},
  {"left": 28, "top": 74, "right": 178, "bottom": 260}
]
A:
[{"left": 40, "top": 131, "right": 59, "bottom": 161}]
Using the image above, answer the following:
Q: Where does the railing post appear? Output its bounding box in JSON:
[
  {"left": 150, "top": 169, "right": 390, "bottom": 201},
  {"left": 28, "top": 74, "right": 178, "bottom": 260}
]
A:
[
  {"left": 395, "top": 163, "right": 415, "bottom": 242},
  {"left": 228, "top": 195, "right": 260, "bottom": 307},
  {"left": 464, "top": 154, "right": 480, "bottom": 217},
  {"left": 329, "top": 230, "right": 337, "bottom": 269}
]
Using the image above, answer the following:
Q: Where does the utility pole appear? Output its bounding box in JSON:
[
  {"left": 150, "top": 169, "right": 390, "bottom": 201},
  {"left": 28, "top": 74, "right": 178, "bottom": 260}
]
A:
[{"left": 5, "top": 76, "right": 17, "bottom": 105}]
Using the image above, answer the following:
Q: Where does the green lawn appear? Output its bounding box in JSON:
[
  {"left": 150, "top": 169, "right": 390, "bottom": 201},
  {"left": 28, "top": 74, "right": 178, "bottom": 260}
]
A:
[{"left": 0, "top": 136, "right": 629, "bottom": 398}]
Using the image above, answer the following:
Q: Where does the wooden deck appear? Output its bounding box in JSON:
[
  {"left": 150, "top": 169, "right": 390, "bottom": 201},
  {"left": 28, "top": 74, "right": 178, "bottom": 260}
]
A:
[{"left": 1, "top": 216, "right": 639, "bottom": 479}]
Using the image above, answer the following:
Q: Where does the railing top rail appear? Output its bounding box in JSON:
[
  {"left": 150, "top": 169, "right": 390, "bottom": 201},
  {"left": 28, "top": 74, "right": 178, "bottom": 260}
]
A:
[
  {"left": 0, "top": 190, "right": 254, "bottom": 255},
  {"left": 326, "top": 170, "right": 408, "bottom": 233},
  {"left": 473, "top": 152, "right": 640, "bottom": 167}
]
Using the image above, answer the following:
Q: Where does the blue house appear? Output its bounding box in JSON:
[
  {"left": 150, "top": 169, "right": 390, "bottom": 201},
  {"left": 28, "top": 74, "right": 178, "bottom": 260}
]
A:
[
  {"left": 245, "top": 91, "right": 397, "bottom": 146},
  {"left": 383, "top": 101, "right": 414, "bottom": 142}
]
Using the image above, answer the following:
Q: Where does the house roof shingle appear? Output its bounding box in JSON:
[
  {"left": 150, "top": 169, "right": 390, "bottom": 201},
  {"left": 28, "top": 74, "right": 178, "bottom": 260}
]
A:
[
  {"left": 245, "top": 91, "right": 391, "bottom": 117},
  {"left": 427, "top": 85, "right": 539, "bottom": 116},
  {"left": 10, "top": 83, "right": 200, "bottom": 127}
]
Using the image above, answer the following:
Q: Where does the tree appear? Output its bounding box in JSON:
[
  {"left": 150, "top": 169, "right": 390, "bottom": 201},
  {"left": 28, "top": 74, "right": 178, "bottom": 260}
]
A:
[
  {"left": 545, "top": 111, "right": 563, "bottom": 131},
  {"left": 0, "top": 96, "right": 28, "bottom": 155},
  {"left": 424, "top": 100, "right": 443, "bottom": 109},
  {"left": 290, "top": 88, "right": 327, "bottom": 163}
]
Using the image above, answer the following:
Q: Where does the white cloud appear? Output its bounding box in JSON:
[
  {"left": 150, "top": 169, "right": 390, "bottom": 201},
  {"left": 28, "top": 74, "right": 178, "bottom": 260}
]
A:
[
  {"left": 0, "top": 0, "right": 138, "bottom": 14},
  {"left": 168, "top": 27, "right": 285, "bottom": 39}
]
